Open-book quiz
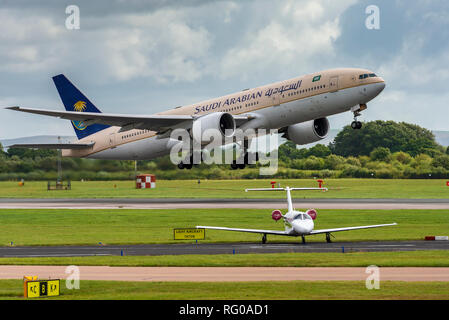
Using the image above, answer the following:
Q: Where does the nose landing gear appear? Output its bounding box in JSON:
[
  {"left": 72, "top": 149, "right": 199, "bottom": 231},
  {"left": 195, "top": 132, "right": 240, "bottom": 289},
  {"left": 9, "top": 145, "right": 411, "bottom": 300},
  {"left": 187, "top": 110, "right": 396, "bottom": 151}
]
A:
[{"left": 350, "top": 104, "right": 367, "bottom": 130}]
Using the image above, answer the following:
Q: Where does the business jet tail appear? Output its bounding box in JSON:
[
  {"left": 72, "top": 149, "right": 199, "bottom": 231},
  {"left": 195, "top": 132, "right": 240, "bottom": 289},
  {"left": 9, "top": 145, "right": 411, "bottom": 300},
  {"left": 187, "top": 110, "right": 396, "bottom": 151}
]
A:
[{"left": 52, "top": 74, "right": 110, "bottom": 139}]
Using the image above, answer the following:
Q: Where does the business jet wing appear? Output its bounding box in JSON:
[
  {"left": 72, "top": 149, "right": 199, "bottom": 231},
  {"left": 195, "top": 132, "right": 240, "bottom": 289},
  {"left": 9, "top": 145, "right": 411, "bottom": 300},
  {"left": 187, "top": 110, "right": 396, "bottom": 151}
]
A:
[
  {"left": 309, "top": 223, "right": 397, "bottom": 235},
  {"left": 6, "top": 106, "right": 251, "bottom": 133},
  {"left": 197, "top": 226, "right": 289, "bottom": 236},
  {"left": 7, "top": 142, "right": 95, "bottom": 150}
]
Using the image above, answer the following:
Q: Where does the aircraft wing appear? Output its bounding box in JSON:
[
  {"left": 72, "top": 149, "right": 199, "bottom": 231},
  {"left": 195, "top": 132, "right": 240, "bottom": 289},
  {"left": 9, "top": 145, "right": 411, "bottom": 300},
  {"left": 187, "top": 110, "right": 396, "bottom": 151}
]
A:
[
  {"left": 197, "top": 226, "right": 289, "bottom": 236},
  {"left": 309, "top": 223, "right": 397, "bottom": 235},
  {"left": 6, "top": 106, "right": 252, "bottom": 133},
  {"left": 7, "top": 143, "right": 94, "bottom": 150}
]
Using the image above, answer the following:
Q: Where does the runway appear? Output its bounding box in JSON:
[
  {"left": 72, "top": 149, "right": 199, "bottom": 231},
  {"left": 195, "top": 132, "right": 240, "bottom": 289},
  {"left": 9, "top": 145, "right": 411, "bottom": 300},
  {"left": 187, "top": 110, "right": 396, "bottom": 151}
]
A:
[
  {"left": 2, "top": 198, "right": 449, "bottom": 209},
  {"left": 1, "top": 265, "right": 449, "bottom": 282},
  {"left": 1, "top": 240, "right": 447, "bottom": 258}
]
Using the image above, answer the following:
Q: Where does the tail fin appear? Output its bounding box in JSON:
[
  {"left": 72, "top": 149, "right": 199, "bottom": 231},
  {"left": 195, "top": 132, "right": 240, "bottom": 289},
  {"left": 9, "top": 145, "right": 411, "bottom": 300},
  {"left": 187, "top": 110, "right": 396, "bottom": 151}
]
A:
[{"left": 52, "top": 74, "right": 110, "bottom": 139}]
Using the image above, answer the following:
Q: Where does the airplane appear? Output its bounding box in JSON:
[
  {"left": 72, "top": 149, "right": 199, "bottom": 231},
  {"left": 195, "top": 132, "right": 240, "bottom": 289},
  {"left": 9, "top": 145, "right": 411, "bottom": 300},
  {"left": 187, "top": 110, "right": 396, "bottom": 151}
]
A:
[
  {"left": 197, "top": 187, "right": 397, "bottom": 244},
  {"left": 5, "top": 68, "right": 385, "bottom": 169}
]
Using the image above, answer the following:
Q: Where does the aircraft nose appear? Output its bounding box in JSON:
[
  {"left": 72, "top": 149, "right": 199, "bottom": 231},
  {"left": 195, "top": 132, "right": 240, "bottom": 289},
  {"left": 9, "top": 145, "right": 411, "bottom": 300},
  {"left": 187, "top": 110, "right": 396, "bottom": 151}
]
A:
[{"left": 292, "top": 221, "right": 313, "bottom": 235}]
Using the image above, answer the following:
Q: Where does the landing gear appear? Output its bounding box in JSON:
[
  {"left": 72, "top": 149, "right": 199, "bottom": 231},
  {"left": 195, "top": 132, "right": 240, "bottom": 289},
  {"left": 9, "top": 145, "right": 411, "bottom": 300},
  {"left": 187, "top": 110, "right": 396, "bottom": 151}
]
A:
[
  {"left": 230, "top": 139, "right": 259, "bottom": 170},
  {"left": 301, "top": 235, "right": 306, "bottom": 244},
  {"left": 350, "top": 103, "right": 367, "bottom": 130},
  {"left": 326, "top": 232, "right": 332, "bottom": 243},
  {"left": 262, "top": 233, "right": 267, "bottom": 244},
  {"left": 177, "top": 151, "right": 204, "bottom": 169},
  {"left": 351, "top": 121, "right": 362, "bottom": 130}
]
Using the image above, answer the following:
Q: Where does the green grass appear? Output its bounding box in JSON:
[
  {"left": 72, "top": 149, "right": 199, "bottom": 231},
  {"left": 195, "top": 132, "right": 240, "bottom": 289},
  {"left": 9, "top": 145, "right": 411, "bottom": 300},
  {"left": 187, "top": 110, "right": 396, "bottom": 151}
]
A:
[
  {"left": 1, "top": 279, "right": 448, "bottom": 300},
  {"left": 2, "top": 178, "right": 449, "bottom": 198},
  {"left": 0, "top": 208, "right": 448, "bottom": 246},
  {"left": 1, "top": 251, "right": 449, "bottom": 267}
]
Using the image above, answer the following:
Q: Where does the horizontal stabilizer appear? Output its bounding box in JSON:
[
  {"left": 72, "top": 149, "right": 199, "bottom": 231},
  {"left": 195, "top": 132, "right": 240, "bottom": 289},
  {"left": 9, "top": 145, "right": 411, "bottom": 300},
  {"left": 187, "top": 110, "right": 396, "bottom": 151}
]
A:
[{"left": 7, "top": 142, "right": 95, "bottom": 149}]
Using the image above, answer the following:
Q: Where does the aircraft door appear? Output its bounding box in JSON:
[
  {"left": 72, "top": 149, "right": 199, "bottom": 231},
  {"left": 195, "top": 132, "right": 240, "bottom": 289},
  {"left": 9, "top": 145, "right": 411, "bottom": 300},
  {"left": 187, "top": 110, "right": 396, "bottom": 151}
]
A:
[
  {"left": 329, "top": 76, "right": 339, "bottom": 92},
  {"left": 108, "top": 133, "right": 116, "bottom": 148}
]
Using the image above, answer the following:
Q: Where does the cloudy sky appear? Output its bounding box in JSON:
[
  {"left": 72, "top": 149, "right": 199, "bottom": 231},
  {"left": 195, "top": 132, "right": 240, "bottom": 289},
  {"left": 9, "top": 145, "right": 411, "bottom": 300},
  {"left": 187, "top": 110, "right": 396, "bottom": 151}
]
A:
[{"left": 0, "top": 0, "right": 448, "bottom": 139}]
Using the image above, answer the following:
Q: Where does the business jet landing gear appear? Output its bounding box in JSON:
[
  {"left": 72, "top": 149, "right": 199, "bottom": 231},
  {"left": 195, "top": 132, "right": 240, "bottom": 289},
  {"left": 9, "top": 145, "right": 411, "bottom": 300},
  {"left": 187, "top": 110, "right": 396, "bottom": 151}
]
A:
[
  {"left": 350, "top": 104, "right": 367, "bottom": 130},
  {"left": 301, "top": 235, "right": 306, "bottom": 244},
  {"left": 262, "top": 233, "right": 267, "bottom": 244},
  {"left": 326, "top": 232, "right": 333, "bottom": 243}
]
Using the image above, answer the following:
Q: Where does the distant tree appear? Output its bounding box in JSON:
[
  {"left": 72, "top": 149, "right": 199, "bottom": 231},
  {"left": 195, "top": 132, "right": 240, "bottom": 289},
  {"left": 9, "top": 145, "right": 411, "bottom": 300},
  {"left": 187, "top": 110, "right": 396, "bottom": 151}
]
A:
[
  {"left": 392, "top": 151, "right": 412, "bottom": 165},
  {"left": 370, "top": 147, "right": 391, "bottom": 162},
  {"left": 7, "top": 147, "right": 57, "bottom": 159},
  {"left": 307, "top": 144, "right": 331, "bottom": 158},
  {"left": 278, "top": 141, "right": 303, "bottom": 163},
  {"left": 329, "top": 120, "right": 440, "bottom": 157},
  {"left": 432, "top": 154, "right": 449, "bottom": 170}
]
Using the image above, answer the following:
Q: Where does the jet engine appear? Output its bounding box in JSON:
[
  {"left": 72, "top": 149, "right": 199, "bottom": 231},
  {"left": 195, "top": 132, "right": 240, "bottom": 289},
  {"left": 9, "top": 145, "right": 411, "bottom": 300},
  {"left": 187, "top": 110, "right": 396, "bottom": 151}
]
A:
[
  {"left": 306, "top": 209, "right": 317, "bottom": 220},
  {"left": 272, "top": 209, "right": 283, "bottom": 221},
  {"left": 191, "top": 112, "right": 236, "bottom": 144},
  {"left": 284, "top": 117, "right": 329, "bottom": 145}
]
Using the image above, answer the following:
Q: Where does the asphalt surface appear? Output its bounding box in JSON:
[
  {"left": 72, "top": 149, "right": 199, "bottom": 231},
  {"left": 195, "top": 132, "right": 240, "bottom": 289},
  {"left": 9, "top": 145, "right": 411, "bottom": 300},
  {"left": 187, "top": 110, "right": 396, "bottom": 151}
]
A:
[
  {"left": 2, "top": 198, "right": 449, "bottom": 209},
  {"left": 1, "top": 240, "right": 448, "bottom": 258}
]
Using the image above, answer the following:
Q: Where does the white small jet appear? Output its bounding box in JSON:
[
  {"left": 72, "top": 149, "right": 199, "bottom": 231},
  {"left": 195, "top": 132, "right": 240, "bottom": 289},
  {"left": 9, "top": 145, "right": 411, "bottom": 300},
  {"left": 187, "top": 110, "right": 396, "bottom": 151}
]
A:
[{"left": 197, "top": 187, "right": 397, "bottom": 244}]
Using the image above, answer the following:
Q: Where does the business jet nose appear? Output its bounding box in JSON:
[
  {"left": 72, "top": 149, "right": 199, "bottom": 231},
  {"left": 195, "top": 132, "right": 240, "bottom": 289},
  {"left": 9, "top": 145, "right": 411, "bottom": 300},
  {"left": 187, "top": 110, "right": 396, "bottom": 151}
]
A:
[{"left": 292, "top": 221, "right": 313, "bottom": 235}]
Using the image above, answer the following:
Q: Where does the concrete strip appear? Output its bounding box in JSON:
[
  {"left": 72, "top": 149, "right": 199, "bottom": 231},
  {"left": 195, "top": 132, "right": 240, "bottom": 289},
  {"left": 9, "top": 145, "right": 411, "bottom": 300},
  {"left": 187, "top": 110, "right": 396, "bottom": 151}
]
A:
[{"left": 1, "top": 266, "right": 449, "bottom": 282}]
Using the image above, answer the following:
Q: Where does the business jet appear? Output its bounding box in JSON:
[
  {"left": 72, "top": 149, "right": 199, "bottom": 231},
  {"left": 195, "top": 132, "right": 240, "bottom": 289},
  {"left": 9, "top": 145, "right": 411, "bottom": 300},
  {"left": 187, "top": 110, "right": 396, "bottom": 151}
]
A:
[
  {"left": 6, "top": 68, "right": 385, "bottom": 169},
  {"left": 197, "top": 187, "right": 397, "bottom": 244}
]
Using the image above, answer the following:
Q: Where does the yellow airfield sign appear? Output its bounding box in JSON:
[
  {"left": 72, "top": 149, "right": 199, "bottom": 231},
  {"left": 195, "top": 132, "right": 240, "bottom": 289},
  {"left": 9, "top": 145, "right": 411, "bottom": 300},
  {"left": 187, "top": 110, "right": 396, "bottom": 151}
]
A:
[
  {"left": 174, "top": 228, "right": 205, "bottom": 240},
  {"left": 25, "top": 279, "right": 60, "bottom": 298}
]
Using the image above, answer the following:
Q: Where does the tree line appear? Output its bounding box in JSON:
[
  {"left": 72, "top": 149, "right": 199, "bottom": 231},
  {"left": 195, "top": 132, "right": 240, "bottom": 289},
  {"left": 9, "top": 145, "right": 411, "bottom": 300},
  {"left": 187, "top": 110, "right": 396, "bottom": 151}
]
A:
[{"left": 1, "top": 120, "right": 449, "bottom": 180}]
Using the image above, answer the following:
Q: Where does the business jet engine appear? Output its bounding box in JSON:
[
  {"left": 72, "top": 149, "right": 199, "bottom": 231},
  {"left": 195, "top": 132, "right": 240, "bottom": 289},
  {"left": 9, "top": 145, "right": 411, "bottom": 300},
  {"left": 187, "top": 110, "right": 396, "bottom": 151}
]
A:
[
  {"left": 191, "top": 112, "right": 236, "bottom": 144},
  {"left": 284, "top": 118, "right": 329, "bottom": 145},
  {"left": 272, "top": 209, "right": 283, "bottom": 221},
  {"left": 306, "top": 209, "right": 317, "bottom": 220}
]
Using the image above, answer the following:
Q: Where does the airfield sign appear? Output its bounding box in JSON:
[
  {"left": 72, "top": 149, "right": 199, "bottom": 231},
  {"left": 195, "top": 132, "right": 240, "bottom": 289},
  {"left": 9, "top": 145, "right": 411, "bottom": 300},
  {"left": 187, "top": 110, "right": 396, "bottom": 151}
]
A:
[
  {"left": 174, "top": 228, "right": 205, "bottom": 240},
  {"left": 24, "top": 279, "right": 60, "bottom": 298}
]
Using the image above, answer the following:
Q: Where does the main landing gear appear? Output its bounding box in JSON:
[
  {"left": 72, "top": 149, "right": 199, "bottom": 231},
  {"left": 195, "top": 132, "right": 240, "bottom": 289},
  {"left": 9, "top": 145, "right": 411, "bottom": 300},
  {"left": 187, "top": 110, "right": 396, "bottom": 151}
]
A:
[
  {"left": 350, "top": 103, "right": 367, "bottom": 130},
  {"left": 262, "top": 233, "right": 267, "bottom": 244},
  {"left": 301, "top": 235, "right": 306, "bottom": 244},
  {"left": 326, "top": 232, "right": 333, "bottom": 243},
  {"left": 230, "top": 139, "right": 259, "bottom": 170}
]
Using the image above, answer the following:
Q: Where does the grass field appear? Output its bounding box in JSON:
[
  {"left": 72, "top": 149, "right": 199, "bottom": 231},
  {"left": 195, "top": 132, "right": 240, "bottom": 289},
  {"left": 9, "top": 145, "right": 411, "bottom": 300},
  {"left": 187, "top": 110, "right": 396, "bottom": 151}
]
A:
[
  {"left": 1, "top": 208, "right": 448, "bottom": 246},
  {"left": 1, "top": 251, "right": 449, "bottom": 267},
  {"left": 1, "top": 279, "right": 448, "bottom": 300},
  {"left": 2, "top": 179, "right": 449, "bottom": 198}
]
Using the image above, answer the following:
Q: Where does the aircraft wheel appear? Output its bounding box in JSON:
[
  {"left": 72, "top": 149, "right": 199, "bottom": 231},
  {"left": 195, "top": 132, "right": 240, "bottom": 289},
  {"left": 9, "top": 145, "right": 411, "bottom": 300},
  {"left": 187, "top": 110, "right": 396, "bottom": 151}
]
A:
[
  {"left": 238, "top": 163, "right": 246, "bottom": 169},
  {"left": 177, "top": 163, "right": 185, "bottom": 170},
  {"left": 351, "top": 121, "right": 362, "bottom": 129}
]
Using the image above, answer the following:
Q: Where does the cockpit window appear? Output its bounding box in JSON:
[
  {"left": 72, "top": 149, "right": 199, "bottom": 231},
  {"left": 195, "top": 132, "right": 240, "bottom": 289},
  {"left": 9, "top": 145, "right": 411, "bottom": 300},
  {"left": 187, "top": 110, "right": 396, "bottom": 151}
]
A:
[
  {"left": 359, "top": 74, "right": 369, "bottom": 79},
  {"left": 293, "top": 214, "right": 312, "bottom": 220},
  {"left": 369, "top": 73, "right": 377, "bottom": 77}
]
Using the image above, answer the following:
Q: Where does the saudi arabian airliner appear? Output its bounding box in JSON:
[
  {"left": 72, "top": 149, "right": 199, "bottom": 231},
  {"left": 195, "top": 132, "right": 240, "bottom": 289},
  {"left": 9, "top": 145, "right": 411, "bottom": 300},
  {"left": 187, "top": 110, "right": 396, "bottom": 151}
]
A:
[{"left": 6, "top": 68, "right": 385, "bottom": 169}]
